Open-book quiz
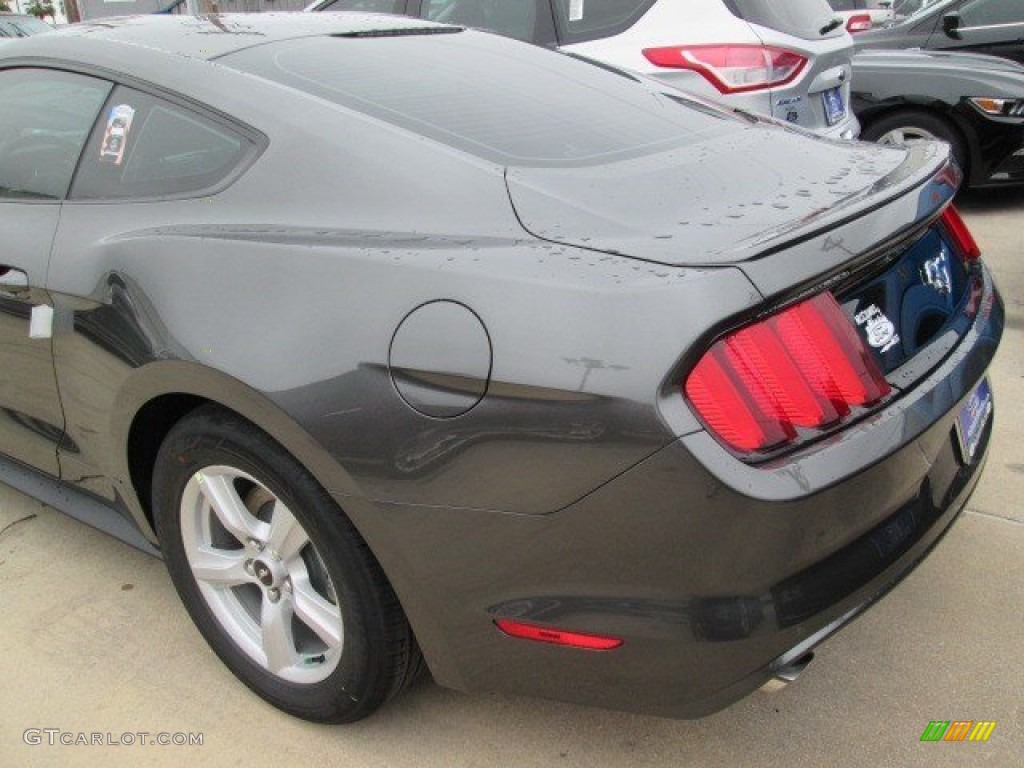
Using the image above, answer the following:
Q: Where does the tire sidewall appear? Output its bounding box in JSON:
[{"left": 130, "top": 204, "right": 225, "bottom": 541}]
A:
[
  {"left": 152, "top": 410, "right": 388, "bottom": 722},
  {"left": 862, "top": 110, "right": 968, "bottom": 177}
]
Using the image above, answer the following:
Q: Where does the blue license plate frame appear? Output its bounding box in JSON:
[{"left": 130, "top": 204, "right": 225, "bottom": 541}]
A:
[
  {"left": 822, "top": 86, "right": 846, "bottom": 127},
  {"left": 954, "top": 377, "right": 993, "bottom": 464}
]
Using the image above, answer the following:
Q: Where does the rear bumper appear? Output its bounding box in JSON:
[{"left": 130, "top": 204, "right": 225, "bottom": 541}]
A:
[
  {"left": 818, "top": 110, "right": 861, "bottom": 141},
  {"left": 351, "top": 265, "right": 1002, "bottom": 718}
]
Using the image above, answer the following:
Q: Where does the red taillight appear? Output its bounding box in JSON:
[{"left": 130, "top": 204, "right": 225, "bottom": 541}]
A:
[
  {"left": 685, "top": 293, "right": 890, "bottom": 453},
  {"left": 940, "top": 205, "right": 981, "bottom": 261},
  {"left": 642, "top": 44, "right": 807, "bottom": 94},
  {"left": 494, "top": 619, "right": 623, "bottom": 650},
  {"left": 845, "top": 14, "right": 873, "bottom": 33}
]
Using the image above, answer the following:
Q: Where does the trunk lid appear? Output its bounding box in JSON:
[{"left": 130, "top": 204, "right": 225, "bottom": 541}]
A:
[{"left": 505, "top": 122, "right": 947, "bottom": 267}]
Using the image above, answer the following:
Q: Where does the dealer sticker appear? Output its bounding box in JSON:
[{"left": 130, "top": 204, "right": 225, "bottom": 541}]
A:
[{"left": 99, "top": 104, "right": 136, "bottom": 166}]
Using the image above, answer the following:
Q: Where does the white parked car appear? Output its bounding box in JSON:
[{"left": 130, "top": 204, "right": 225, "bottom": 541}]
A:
[{"left": 309, "top": 0, "right": 861, "bottom": 139}]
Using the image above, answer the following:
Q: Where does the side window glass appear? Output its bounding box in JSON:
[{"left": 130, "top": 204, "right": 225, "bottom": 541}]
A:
[
  {"left": 420, "top": 0, "right": 543, "bottom": 42},
  {"left": 0, "top": 69, "right": 110, "bottom": 200},
  {"left": 552, "top": 0, "right": 655, "bottom": 43},
  {"left": 959, "top": 0, "right": 1020, "bottom": 27},
  {"left": 71, "top": 86, "right": 252, "bottom": 200},
  {"left": 317, "top": 0, "right": 404, "bottom": 11}
]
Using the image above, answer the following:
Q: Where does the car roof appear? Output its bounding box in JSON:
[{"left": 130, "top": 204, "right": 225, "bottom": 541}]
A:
[{"left": 26, "top": 12, "right": 453, "bottom": 62}]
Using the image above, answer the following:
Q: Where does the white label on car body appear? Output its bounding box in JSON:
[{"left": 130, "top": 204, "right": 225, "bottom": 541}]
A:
[
  {"left": 569, "top": 0, "right": 584, "bottom": 21},
  {"left": 29, "top": 305, "right": 53, "bottom": 340}
]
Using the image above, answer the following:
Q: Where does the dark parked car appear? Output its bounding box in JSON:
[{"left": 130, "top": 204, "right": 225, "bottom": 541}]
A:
[
  {"left": 0, "top": 14, "right": 1002, "bottom": 723},
  {"left": 0, "top": 12, "right": 52, "bottom": 37},
  {"left": 857, "top": 0, "right": 1024, "bottom": 64},
  {"left": 854, "top": 49, "right": 1024, "bottom": 187},
  {"left": 827, "top": 0, "right": 893, "bottom": 33}
]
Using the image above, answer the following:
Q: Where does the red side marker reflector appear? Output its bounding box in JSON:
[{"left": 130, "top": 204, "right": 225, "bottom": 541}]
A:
[{"left": 494, "top": 619, "right": 623, "bottom": 650}]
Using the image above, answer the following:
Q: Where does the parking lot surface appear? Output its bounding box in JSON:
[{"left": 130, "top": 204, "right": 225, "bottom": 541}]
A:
[{"left": 1, "top": 188, "right": 1021, "bottom": 768}]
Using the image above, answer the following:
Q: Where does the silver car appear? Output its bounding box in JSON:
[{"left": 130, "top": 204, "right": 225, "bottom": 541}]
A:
[{"left": 309, "top": 0, "right": 861, "bottom": 138}]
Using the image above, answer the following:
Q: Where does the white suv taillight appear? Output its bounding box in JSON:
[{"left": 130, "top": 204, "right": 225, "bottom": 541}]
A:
[{"left": 642, "top": 44, "right": 807, "bottom": 94}]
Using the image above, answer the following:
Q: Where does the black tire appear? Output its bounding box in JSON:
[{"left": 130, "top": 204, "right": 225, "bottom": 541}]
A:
[
  {"left": 861, "top": 109, "right": 968, "bottom": 180},
  {"left": 152, "top": 404, "right": 421, "bottom": 723}
]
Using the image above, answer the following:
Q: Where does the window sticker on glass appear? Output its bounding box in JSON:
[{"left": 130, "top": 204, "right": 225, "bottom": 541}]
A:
[
  {"left": 99, "top": 104, "right": 136, "bottom": 165},
  {"left": 569, "top": 0, "right": 584, "bottom": 22}
]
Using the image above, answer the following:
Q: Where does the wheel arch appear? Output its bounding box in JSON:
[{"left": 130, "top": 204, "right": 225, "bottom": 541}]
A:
[
  {"left": 111, "top": 361, "right": 449, "bottom": 684},
  {"left": 858, "top": 100, "right": 975, "bottom": 183},
  {"left": 112, "top": 361, "right": 368, "bottom": 543}
]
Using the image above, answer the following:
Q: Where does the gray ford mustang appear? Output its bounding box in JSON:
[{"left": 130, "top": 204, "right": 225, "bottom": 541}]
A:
[{"left": 0, "top": 13, "right": 1003, "bottom": 723}]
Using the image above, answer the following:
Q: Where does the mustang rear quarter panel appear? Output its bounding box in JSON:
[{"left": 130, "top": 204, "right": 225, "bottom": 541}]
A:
[{"left": 356, "top": 265, "right": 1000, "bottom": 710}]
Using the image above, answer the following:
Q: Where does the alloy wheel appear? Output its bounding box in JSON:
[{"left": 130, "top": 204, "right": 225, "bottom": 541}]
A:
[{"left": 179, "top": 466, "right": 344, "bottom": 684}]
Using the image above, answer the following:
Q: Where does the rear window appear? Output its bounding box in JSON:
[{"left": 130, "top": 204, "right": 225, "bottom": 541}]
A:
[
  {"left": 224, "top": 31, "right": 739, "bottom": 167},
  {"left": 725, "top": 0, "right": 844, "bottom": 39}
]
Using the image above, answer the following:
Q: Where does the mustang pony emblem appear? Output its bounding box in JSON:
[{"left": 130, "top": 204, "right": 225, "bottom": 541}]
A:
[{"left": 922, "top": 248, "right": 953, "bottom": 295}]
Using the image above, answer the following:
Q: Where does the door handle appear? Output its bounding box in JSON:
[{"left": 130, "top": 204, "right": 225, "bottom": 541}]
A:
[{"left": 0, "top": 266, "right": 30, "bottom": 296}]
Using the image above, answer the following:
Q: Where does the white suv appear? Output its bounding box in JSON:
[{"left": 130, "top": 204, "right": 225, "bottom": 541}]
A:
[{"left": 309, "top": 0, "right": 861, "bottom": 139}]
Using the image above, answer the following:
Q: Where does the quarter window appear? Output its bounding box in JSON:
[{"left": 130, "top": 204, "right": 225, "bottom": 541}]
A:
[
  {"left": 552, "top": 0, "right": 657, "bottom": 43},
  {"left": 0, "top": 69, "right": 110, "bottom": 201},
  {"left": 71, "top": 86, "right": 251, "bottom": 200}
]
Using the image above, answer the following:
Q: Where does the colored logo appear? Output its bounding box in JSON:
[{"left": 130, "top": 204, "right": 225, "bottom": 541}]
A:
[{"left": 920, "top": 720, "right": 996, "bottom": 742}]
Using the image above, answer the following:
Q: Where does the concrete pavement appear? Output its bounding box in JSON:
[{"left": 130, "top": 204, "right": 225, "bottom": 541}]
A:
[{"left": 1, "top": 188, "right": 1021, "bottom": 767}]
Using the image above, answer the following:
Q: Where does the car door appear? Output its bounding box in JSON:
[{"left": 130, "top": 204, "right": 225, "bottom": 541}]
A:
[
  {"left": 46, "top": 81, "right": 257, "bottom": 501},
  {"left": 0, "top": 68, "right": 111, "bottom": 476},
  {"left": 929, "top": 0, "right": 1024, "bottom": 62}
]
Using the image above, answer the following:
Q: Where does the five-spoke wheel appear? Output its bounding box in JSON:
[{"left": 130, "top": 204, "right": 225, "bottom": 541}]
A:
[{"left": 153, "top": 405, "right": 421, "bottom": 722}]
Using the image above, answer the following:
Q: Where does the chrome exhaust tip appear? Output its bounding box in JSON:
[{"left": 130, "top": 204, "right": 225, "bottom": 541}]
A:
[{"left": 760, "top": 651, "right": 814, "bottom": 693}]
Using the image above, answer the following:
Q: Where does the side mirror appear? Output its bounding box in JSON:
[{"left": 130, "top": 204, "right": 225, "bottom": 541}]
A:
[{"left": 942, "top": 12, "right": 962, "bottom": 39}]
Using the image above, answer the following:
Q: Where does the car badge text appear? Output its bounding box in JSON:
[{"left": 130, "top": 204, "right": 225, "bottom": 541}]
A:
[
  {"left": 855, "top": 304, "right": 900, "bottom": 354},
  {"left": 922, "top": 248, "right": 952, "bottom": 295}
]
